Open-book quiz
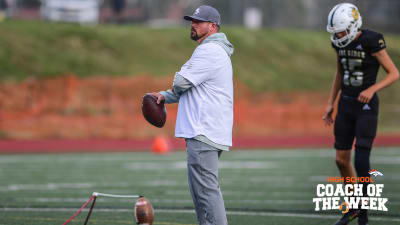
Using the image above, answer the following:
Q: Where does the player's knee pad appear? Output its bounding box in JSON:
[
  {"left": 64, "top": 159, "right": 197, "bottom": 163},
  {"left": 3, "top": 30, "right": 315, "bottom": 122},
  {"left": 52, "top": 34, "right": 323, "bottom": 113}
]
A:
[{"left": 355, "top": 136, "right": 375, "bottom": 151}]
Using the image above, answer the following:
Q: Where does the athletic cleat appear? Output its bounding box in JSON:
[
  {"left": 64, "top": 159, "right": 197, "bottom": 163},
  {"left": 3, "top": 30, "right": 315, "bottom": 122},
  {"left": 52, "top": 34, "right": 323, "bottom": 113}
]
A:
[{"left": 334, "top": 209, "right": 361, "bottom": 225}]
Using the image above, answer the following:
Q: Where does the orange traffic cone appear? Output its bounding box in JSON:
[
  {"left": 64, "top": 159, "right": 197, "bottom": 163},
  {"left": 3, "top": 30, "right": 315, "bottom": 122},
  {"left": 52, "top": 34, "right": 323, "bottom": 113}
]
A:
[{"left": 151, "top": 136, "right": 170, "bottom": 154}]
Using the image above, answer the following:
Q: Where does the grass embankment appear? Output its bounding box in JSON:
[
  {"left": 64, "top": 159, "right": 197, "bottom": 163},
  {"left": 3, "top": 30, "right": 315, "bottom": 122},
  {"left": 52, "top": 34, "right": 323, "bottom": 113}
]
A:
[
  {"left": 1, "top": 20, "right": 399, "bottom": 90},
  {"left": 1, "top": 20, "right": 400, "bottom": 131}
]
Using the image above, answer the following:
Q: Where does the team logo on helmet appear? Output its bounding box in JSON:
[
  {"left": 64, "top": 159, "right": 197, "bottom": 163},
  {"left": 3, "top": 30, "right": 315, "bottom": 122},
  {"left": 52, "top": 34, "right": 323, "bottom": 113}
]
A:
[
  {"left": 194, "top": 8, "right": 200, "bottom": 15},
  {"left": 379, "top": 39, "right": 386, "bottom": 48},
  {"left": 352, "top": 8, "right": 359, "bottom": 21}
]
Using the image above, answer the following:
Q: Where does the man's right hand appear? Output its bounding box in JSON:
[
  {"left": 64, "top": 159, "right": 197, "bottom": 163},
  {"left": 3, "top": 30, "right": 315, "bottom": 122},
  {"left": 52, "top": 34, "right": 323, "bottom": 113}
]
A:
[
  {"left": 148, "top": 92, "right": 165, "bottom": 104},
  {"left": 322, "top": 105, "right": 334, "bottom": 126}
]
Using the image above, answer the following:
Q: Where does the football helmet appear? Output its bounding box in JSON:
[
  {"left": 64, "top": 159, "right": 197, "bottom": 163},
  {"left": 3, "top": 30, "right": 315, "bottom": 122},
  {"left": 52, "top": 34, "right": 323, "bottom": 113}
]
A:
[{"left": 327, "top": 3, "right": 362, "bottom": 48}]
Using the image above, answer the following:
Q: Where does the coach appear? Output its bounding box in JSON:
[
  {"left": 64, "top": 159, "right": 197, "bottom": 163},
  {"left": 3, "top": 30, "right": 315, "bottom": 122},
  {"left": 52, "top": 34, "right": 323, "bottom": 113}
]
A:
[{"left": 149, "top": 5, "right": 234, "bottom": 225}]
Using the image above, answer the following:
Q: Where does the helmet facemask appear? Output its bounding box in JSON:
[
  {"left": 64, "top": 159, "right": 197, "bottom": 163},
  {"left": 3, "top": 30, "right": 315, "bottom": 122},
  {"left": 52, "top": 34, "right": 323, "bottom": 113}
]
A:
[{"left": 330, "top": 24, "right": 359, "bottom": 48}]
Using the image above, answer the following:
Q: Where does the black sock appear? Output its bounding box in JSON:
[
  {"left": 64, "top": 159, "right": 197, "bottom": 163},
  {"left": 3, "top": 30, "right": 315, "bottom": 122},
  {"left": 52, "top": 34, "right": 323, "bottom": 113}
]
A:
[
  {"left": 354, "top": 147, "right": 371, "bottom": 195},
  {"left": 354, "top": 147, "right": 371, "bottom": 223}
]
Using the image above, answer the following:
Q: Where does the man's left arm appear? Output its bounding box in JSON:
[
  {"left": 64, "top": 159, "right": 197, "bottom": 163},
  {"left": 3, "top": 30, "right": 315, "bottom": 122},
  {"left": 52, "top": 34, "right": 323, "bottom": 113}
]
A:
[
  {"left": 151, "top": 73, "right": 194, "bottom": 104},
  {"left": 151, "top": 45, "right": 213, "bottom": 104}
]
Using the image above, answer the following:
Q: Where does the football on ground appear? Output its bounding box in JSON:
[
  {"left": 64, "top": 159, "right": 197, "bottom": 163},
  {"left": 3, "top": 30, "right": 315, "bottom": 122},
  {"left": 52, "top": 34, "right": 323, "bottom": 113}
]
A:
[
  {"left": 142, "top": 94, "right": 167, "bottom": 128},
  {"left": 134, "top": 197, "right": 154, "bottom": 225}
]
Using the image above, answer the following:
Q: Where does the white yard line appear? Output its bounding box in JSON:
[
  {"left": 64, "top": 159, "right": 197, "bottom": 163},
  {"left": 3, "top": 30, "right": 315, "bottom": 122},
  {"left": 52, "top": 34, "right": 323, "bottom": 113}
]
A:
[
  {"left": 372, "top": 156, "right": 400, "bottom": 165},
  {"left": 124, "top": 161, "right": 278, "bottom": 170},
  {"left": 0, "top": 183, "right": 94, "bottom": 191},
  {"left": 28, "top": 198, "right": 310, "bottom": 205},
  {"left": 166, "top": 190, "right": 309, "bottom": 197}
]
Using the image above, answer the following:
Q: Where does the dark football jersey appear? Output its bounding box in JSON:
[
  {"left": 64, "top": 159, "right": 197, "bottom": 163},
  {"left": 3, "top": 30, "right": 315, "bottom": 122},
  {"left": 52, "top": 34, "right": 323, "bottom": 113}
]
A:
[{"left": 332, "top": 29, "right": 386, "bottom": 97}]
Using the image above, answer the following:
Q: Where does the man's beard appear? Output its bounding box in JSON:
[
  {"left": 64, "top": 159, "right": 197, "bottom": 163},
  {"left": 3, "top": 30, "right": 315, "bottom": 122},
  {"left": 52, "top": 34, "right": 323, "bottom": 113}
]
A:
[{"left": 190, "top": 29, "right": 204, "bottom": 41}]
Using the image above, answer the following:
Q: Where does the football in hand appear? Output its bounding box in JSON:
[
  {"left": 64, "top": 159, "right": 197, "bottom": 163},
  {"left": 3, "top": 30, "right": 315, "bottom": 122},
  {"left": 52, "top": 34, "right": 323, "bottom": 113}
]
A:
[
  {"left": 134, "top": 197, "right": 154, "bottom": 225},
  {"left": 142, "top": 94, "right": 166, "bottom": 128}
]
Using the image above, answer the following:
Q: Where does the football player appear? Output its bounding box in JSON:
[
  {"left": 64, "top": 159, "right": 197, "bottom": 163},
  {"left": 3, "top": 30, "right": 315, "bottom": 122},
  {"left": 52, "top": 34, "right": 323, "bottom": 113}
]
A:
[{"left": 322, "top": 3, "right": 399, "bottom": 225}]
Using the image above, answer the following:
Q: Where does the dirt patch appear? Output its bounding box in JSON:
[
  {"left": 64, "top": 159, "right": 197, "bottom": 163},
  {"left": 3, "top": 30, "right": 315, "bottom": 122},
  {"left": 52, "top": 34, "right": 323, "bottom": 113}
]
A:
[{"left": 1, "top": 75, "right": 334, "bottom": 140}]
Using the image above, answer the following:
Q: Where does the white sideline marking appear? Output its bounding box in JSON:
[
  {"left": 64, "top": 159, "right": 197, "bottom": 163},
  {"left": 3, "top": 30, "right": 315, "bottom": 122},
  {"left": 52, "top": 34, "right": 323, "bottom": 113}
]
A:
[
  {"left": 372, "top": 156, "right": 400, "bottom": 165},
  {"left": 0, "top": 181, "right": 314, "bottom": 191},
  {"left": 0, "top": 180, "right": 313, "bottom": 191},
  {"left": 0, "top": 181, "right": 182, "bottom": 192},
  {"left": 1, "top": 207, "right": 399, "bottom": 222},
  {"left": 166, "top": 190, "right": 308, "bottom": 197},
  {"left": 124, "top": 161, "right": 277, "bottom": 170},
  {"left": 0, "top": 183, "right": 94, "bottom": 191},
  {"left": 31, "top": 198, "right": 309, "bottom": 204},
  {"left": 224, "top": 150, "right": 334, "bottom": 159}
]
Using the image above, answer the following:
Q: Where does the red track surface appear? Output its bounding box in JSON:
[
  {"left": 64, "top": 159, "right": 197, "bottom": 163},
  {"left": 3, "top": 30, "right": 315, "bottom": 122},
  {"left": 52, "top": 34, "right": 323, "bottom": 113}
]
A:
[{"left": 0, "top": 136, "right": 399, "bottom": 154}]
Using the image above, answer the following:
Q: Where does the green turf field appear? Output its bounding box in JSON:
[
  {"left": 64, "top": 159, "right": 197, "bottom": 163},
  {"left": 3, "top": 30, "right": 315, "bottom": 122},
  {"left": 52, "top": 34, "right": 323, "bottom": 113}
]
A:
[{"left": 0, "top": 148, "right": 399, "bottom": 225}]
